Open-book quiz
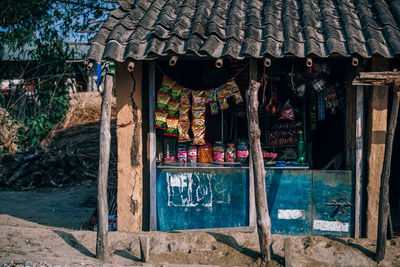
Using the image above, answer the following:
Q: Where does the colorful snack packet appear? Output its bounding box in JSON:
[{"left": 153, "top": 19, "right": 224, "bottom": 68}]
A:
[
  {"left": 171, "top": 83, "right": 184, "bottom": 100},
  {"left": 154, "top": 110, "right": 168, "bottom": 130},
  {"left": 233, "top": 91, "right": 244, "bottom": 104},
  {"left": 156, "top": 92, "right": 171, "bottom": 110},
  {"left": 162, "top": 75, "right": 176, "bottom": 89},
  {"left": 180, "top": 88, "right": 191, "bottom": 105},
  {"left": 192, "top": 125, "right": 206, "bottom": 145},
  {"left": 164, "top": 117, "right": 179, "bottom": 137},
  {"left": 192, "top": 109, "right": 205, "bottom": 126},
  {"left": 223, "top": 84, "right": 234, "bottom": 98},
  {"left": 205, "top": 89, "right": 216, "bottom": 103},
  {"left": 167, "top": 99, "right": 180, "bottom": 118},
  {"left": 209, "top": 101, "right": 219, "bottom": 115},
  {"left": 218, "top": 96, "right": 229, "bottom": 110},
  {"left": 178, "top": 121, "right": 191, "bottom": 143},
  {"left": 179, "top": 104, "right": 191, "bottom": 122},
  {"left": 192, "top": 90, "right": 206, "bottom": 110}
]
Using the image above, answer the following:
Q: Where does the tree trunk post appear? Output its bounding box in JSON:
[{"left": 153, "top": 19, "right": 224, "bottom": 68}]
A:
[
  {"left": 376, "top": 85, "right": 400, "bottom": 263},
  {"left": 96, "top": 69, "right": 114, "bottom": 262},
  {"left": 246, "top": 59, "right": 272, "bottom": 264}
]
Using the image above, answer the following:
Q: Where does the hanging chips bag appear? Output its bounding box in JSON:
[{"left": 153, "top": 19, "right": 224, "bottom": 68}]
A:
[
  {"left": 216, "top": 85, "right": 225, "bottom": 99},
  {"left": 209, "top": 101, "right": 219, "bottom": 115},
  {"left": 171, "top": 83, "right": 184, "bottom": 101},
  {"left": 232, "top": 91, "right": 243, "bottom": 104},
  {"left": 227, "top": 79, "right": 240, "bottom": 92},
  {"left": 178, "top": 121, "right": 191, "bottom": 143},
  {"left": 223, "top": 84, "right": 234, "bottom": 98},
  {"left": 180, "top": 88, "right": 191, "bottom": 105},
  {"left": 218, "top": 96, "right": 229, "bottom": 110},
  {"left": 179, "top": 104, "right": 191, "bottom": 122},
  {"left": 165, "top": 117, "right": 179, "bottom": 137},
  {"left": 154, "top": 110, "right": 168, "bottom": 130},
  {"left": 192, "top": 109, "right": 205, "bottom": 126},
  {"left": 162, "top": 75, "right": 176, "bottom": 89},
  {"left": 192, "top": 125, "right": 206, "bottom": 145},
  {"left": 192, "top": 90, "right": 206, "bottom": 110},
  {"left": 205, "top": 89, "right": 216, "bottom": 103},
  {"left": 167, "top": 99, "right": 180, "bottom": 118},
  {"left": 157, "top": 92, "right": 171, "bottom": 110}
]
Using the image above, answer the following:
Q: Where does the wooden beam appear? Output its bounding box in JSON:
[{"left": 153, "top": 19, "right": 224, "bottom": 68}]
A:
[
  {"left": 149, "top": 62, "right": 157, "bottom": 231},
  {"left": 366, "top": 57, "right": 389, "bottom": 240},
  {"left": 96, "top": 71, "right": 113, "bottom": 261},
  {"left": 246, "top": 59, "right": 272, "bottom": 264},
  {"left": 355, "top": 85, "right": 364, "bottom": 238},
  {"left": 376, "top": 88, "right": 400, "bottom": 262},
  {"left": 352, "top": 71, "right": 400, "bottom": 86}
]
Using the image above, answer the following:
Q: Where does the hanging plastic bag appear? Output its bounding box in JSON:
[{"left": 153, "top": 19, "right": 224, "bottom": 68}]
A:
[{"left": 280, "top": 100, "right": 295, "bottom": 120}]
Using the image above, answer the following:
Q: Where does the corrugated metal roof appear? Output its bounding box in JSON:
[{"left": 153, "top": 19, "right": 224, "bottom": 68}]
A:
[{"left": 87, "top": 0, "right": 400, "bottom": 62}]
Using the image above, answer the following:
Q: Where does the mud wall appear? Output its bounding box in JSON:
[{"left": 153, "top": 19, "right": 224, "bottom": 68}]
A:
[{"left": 115, "top": 61, "right": 143, "bottom": 233}]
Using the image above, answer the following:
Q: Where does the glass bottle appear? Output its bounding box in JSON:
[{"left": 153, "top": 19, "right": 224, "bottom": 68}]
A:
[{"left": 297, "top": 131, "right": 305, "bottom": 163}]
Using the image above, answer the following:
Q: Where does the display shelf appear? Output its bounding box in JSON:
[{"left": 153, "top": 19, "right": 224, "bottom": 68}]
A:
[
  {"left": 264, "top": 144, "right": 297, "bottom": 149},
  {"left": 265, "top": 162, "right": 310, "bottom": 170},
  {"left": 157, "top": 162, "right": 249, "bottom": 169}
]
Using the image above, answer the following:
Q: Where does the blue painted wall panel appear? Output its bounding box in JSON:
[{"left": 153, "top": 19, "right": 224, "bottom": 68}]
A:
[
  {"left": 156, "top": 168, "right": 249, "bottom": 231},
  {"left": 312, "top": 170, "right": 353, "bottom": 236},
  {"left": 266, "top": 170, "right": 313, "bottom": 235}
]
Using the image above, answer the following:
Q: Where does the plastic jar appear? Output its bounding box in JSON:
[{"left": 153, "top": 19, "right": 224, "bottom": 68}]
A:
[
  {"left": 176, "top": 144, "right": 187, "bottom": 162},
  {"left": 163, "top": 138, "right": 176, "bottom": 163},
  {"left": 187, "top": 145, "right": 198, "bottom": 163},
  {"left": 212, "top": 141, "right": 225, "bottom": 163},
  {"left": 198, "top": 143, "right": 212, "bottom": 163},
  {"left": 236, "top": 140, "right": 249, "bottom": 163},
  {"left": 225, "top": 143, "right": 236, "bottom": 162}
]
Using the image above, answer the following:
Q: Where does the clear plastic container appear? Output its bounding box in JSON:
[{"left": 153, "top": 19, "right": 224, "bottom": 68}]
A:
[
  {"left": 198, "top": 143, "right": 212, "bottom": 163},
  {"left": 225, "top": 143, "right": 236, "bottom": 162},
  {"left": 212, "top": 141, "right": 225, "bottom": 163},
  {"left": 236, "top": 140, "right": 249, "bottom": 163}
]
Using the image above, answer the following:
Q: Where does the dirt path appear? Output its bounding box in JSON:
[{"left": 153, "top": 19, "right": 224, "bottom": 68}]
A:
[{"left": 1, "top": 187, "right": 400, "bottom": 266}]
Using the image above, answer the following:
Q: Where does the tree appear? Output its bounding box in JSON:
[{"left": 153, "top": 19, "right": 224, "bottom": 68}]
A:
[{"left": 0, "top": 0, "right": 116, "bottom": 149}]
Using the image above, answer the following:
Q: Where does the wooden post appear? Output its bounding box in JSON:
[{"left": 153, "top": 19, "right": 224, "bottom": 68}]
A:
[
  {"left": 246, "top": 59, "right": 272, "bottom": 264},
  {"left": 355, "top": 85, "right": 364, "bottom": 238},
  {"left": 96, "top": 70, "right": 113, "bottom": 261},
  {"left": 366, "top": 58, "right": 389, "bottom": 239},
  {"left": 376, "top": 87, "right": 400, "bottom": 263}
]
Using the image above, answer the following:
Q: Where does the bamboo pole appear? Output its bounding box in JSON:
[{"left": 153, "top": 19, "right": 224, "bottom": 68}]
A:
[
  {"left": 376, "top": 86, "right": 400, "bottom": 263},
  {"left": 96, "top": 70, "right": 113, "bottom": 262},
  {"left": 246, "top": 59, "right": 272, "bottom": 265}
]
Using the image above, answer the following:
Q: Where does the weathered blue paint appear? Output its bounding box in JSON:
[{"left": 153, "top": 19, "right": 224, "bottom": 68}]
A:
[
  {"left": 156, "top": 168, "right": 249, "bottom": 231},
  {"left": 265, "top": 170, "right": 313, "bottom": 235},
  {"left": 312, "top": 170, "right": 353, "bottom": 236}
]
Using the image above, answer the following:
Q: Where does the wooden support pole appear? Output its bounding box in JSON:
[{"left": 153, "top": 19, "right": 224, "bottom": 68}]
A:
[
  {"left": 96, "top": 71, "right": 113, "bottom": 261},
  {"left": 246, "top": 59, "right": 272, "bottom": 265},
  {"left": 366, "top": 58, "right": 389, "bottom": 239},
  {"left": 376, "top": 88, "right": 400, "bottom": 263}
]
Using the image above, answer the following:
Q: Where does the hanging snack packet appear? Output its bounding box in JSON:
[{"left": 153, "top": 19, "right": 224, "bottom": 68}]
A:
[
  {"left": 192, "top": 125, "right": 206, "bottom": 145},
  {"left": 227, "top": 79, "right": 240, "bottom": 92},
  {"left": 280, "top": 100, "right": 295, "bottom": 120},
  {"left": 179, "top": 104, "right": 191, "bottom": 122},
  {"left": 167, "top": 99, "right": 180, "bottom": 118},
  {"left": 209, "top": 101, "right": 219, "bottom": 115},
  {"left": 216, "top": 85, "right": 225, "bottom": 99},
  {"left": 205, "top": 89, "right": 216, "bottom": 103},
  {"left": 192, "top": 90, "right": 206, "bottom": 110},
  {"left": 154, "top": 110, "right": 168, "bottom": 130},
  {"left": 165, "top": 117, "right": 179, "bottom": 137},
  {"left": 192, "top": 109, "right": 205, "bottom": 126},
  {"left": 156, "top": 92, "right": 171, "bottom": 110},
  {"left": 162, "top": 75, "right": 176, "bottom": 89},
  {"left": 218, "top": 96, "right": 229, "bottom": 110},
  {"left": 180, "top": 88, "right": 191, "bottom": 105},
  {"left": 171, "top": 83, "right": 184, "bottom": 101},
  {"left": 232, "top": 91, "right": 243, "bottom": 104},
  {"left": 178, "top": 121, "right": 191, "bottom": 143},
  {"left": 223, "top": 84, "right": 234, "bottom": 98}
]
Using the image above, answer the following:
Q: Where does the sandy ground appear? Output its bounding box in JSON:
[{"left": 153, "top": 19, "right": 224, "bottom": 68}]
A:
[{"left": 0, "top": 186, "right": 400, "bottom": 266}]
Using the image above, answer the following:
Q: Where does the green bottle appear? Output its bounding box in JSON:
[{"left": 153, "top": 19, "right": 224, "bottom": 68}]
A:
[{"left": 297, "top": 131, "right": 305, "bottom": 163}]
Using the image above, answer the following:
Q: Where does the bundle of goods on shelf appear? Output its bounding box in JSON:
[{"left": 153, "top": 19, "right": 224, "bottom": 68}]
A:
[
  {"left": 154, "top": 76, "right": 244, "bottom": 146},
  {"left": 267, "top": 120, "right": 303, "bottom": 147}
]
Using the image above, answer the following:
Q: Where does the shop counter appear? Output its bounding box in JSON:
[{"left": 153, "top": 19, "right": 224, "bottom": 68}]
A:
[{"left": 156, "top": 166, "right": 249, "bottom": 231}]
